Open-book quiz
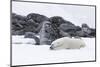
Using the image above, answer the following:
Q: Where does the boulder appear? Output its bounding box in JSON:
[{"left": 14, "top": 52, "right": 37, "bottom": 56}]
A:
[
  {"left": 75, "top": 26, "right": 82, "bottom": 31},
  {"left": 49, "top": 16, "right": 75, "bottom": 26},
  {"left": 59, "top": 23, "right": 76, "bottom": 31},
  {"left": 59, "top": 23, "right": 77, "bottom": 37},
  {"left": 26, "top": 13, "right": 49, "bottom": 23},
  {"left": 59, "top": 30, "right": 71, "bottom": 37},
  {"left": 26, "top": 13, "right": 49, "bottom": 33},
  {"left": 12, "top": 13, "right": 27, "bottom": 34},
  {"left": 89, "top": 28, "right": 96, "bottom": 37},
  {"left": 82, "top": 23, "right": 89, "bottom": 28},
  {"left": 23, "top": 20, "right": 37, "bottom": 33},
  {"left": 11, "top": 30, "right": 25, "bottom": 35},
  {"left": 80, "top": 23, "right": 95, "bottom": 37}
]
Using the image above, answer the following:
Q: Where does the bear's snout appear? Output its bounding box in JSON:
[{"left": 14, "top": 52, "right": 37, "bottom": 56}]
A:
[{"left": 50, "top": 46, "right": 54, "bottom": 50}]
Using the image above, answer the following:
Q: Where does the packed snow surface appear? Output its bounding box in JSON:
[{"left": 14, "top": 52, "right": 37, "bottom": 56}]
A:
[{"left": 12, "top": 35, "right": 95, "bottom": 65}]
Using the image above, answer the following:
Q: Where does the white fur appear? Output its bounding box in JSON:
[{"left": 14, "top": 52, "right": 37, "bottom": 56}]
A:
[{"left": 50, "top": 37, "right": 85, "bottom": 50}]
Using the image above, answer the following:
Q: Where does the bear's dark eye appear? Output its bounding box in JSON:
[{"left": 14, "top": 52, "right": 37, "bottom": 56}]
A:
[{"left": 51, "top": 44, "right": 54, "bottom": 46}]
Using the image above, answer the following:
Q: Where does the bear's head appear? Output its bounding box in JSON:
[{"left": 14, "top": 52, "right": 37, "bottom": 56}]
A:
[{"left": 50, "top": 38, "right": 64, "bottom": 50}]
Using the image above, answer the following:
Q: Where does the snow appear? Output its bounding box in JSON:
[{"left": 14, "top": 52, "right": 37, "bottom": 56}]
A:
[
  {"left": 12, "top": 35, "right": 36, "bottom": 44},
  {"left": 12, "top": 35, "right": 95, "bottom": 66}
]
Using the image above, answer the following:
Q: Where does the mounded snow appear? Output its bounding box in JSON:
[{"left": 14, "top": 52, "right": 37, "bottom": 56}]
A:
[
  {"left": 12, "top": 35, "right": 36, "bottom": 44},
  {"left": 12, "top": 36, "right": 95, "bottom": 66}
]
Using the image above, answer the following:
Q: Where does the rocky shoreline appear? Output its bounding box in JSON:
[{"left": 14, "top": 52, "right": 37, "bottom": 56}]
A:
[{"left": 11, "top": 13, "right": 95, "bottom": 38}]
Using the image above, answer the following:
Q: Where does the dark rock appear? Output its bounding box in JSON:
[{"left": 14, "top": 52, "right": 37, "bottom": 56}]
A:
[
  {"left": 12, "top": 13, "right": 27, "bottom": 22},
  {"left": 76, "top": 31, "right": 85, "bottom": 37},
  {"left": 23, "top": 20, "right": 37, "bottom": 33},
  {"left": 80, "top": 23, "right": 95, "bottom": 37},
  {"left": 59, "top": 23, "right": 77, "bottom": 37},
  {"left": 59, "top": 23, "right": 76, "bottom": 31},
  {"left": 26, "top": 13, "right": 49, "bottom": 23},
  {"left": 27, "top": 19, "right": 38, "bottom": 27},
  {"left": 11, "top": 13, "right": 49, "bottom": 35},
  {"left": 59, "top": 30, "right": 71, "bottom": 37},
  {"left": 89, "top": 28, "right": 96, "bottom": 37},
  {"left": 75, "top": 26, "right": 82, "bottom": 31},
  {"left": 82, "top": 23, "right": 89, "bottom": 28},
  {"left": 81, "top": 23, "right": 91, "bottom": 34},
  {"left": 26, "top": 13, "right": 49, "bottom": 33},
  {"left": 12, "top": 21, "right": 24, "bottom": 30},
  {"left": 48, "top": 16, "right": 70, "bottom": 39},
  {"left": 49, "top": 16, "right": 75, "bottom": 26},
  {"left": 11, "top": 30, "right": 25, "bottom": 35},
  {"left": 49, "top": 16, "right": 64, "bottom": 26},
  {"left": 12, "top": 13, "right": 27, "bottom": 34},
  {"left": 76, "top": 30, "right": 92, "bottom": 37}
]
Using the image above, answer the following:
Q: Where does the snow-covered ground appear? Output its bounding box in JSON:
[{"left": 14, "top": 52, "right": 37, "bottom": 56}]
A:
[{"left": 12, "top": 35, "right": 95, "bottom": 66}]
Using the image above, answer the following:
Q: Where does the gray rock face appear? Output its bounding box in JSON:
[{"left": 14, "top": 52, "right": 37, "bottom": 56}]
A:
[
  {"left": 26, "top": 13, "right": 49, "bottom": 33},
  {"left": 49, "top": 16, "right": 74, "bottom": 26},
  {"left": 59, "top": 23, "right": 77, "bottom": 37},
  {"left": 23, "top": 20, "right": 37, "bottom": 33},
  {"left": 89, "top": 29, "right": 96, "bottom": 37},
  {"left": 59, "top": 23, "right": 95, "bottom": 37},
  {"left": 60, "top": 24, "right": 76, "bottom": 31},
  {"left": 26, "top": 13, "right": 49, "bottom": 24},
  {"left": 12, "top": 13, "right": 27, "bottom": 35},
  {"left": 11, "top": 30, "right": 25, "bottom": 35},
  {"left": 39, "top": 21, "right": 52, "bottom": 45},
  {"left": 12, "top": 13, "right": 49, "bottom": 35},
  {"left": 82, "top": 23, "right": 89, "bottom": 28},
  {"left": 59, "top": 30, "right": 71, "bottom": 37}
]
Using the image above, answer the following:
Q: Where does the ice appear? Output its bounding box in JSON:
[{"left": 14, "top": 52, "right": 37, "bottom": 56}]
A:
[
  {"left": 12, "top": 35, "right": 36, "bottom": 44},
  {"left": 12, "top": 36, "right": 95, "bottom": 66}
]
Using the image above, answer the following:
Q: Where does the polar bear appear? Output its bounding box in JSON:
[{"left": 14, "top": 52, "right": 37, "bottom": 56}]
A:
[{"left": 50, "top": 37, "right": 85, "bottom": 50}]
